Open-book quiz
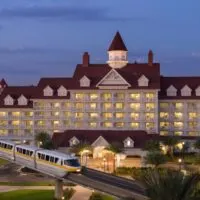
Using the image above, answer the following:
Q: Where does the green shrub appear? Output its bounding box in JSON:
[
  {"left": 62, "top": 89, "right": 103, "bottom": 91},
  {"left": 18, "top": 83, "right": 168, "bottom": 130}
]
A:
[
  {"left": 64, "top": 188, "right": 75, "bottom": 200},
  {"left": 89, "top": 192, "right": 104, "bottom": 200}
]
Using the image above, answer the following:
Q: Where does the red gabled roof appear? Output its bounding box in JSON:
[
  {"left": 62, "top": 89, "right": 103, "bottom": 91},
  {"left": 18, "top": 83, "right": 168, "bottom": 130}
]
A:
[
  {"left": 0, "top": 86, "right": 37, "bottom": 108},
  {"left": 52, "top": 130, "right": 159, "bottom": 148},
  {"left": 159, "top": 76, "right": 200, "bottom": 99},
  {"left": 108, "top": 32, "right": 128, "bottom": 51}
]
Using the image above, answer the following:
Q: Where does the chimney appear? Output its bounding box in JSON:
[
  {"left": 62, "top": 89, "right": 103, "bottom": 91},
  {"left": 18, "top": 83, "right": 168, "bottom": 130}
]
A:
[
  {"left": 82, "top": 52, "right": 90, "bottom": 67},
  {"left": 148, "top": 50, "right": 153, "bottom": 66}
]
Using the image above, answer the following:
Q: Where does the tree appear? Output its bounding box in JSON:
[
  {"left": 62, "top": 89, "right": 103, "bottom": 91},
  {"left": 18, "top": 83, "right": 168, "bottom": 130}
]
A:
[
  {"left": 105, "top": 142, "right": 123, "bottom": 172},
  {"left": 143, "top": 140, "right": 161, "bottom": 152},
  {"left": 194, "top": 139, "right": 200, "bottom": 151},
  {"left": 69, "top": 142, "right": 92, "bottom": 156},
  {"left": 144, "top": 152, "right": 167, "bottom": 168},
  {"left": 139, "top": 169, "right": 200, "bottom": 200},
  {"left": 69, "top": 142, "right": 93, "bottom": 166},
  {"left": 162, "top": 136, "right": 180, "bottom": 159},
  {"left": 35, "top": 132, "right": 54, "bottom": 149}
]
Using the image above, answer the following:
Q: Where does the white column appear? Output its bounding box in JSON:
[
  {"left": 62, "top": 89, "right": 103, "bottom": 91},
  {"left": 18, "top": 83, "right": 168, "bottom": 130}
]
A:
[{"left": 54, "top": 179, "right": 64, "bottom": 200}]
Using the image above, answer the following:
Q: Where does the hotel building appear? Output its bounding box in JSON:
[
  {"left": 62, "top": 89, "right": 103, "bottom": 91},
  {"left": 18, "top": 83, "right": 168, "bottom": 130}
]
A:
[{"left": 0, "top": 32, "right": 199, "bottom": 146}]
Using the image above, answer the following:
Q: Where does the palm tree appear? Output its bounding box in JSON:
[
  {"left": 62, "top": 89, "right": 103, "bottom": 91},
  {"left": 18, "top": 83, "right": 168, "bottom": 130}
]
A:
[
  {"left": 139, "top": 170, "right": 200, "bottom": 200},
  {"left": 35, "top": 132, "right": 54, "bottom": 149},
  {"left": 144, "top": 152, "right": 167, "bottom": 168},
  {"left": 143, "top": 140, "right": 161, "bottom": 152},
  {"left": 162, "top": 136, "right": 180, "bottom": 159},
  {"left": 105, "top": 142, "right": 123, "bottom": 172}
]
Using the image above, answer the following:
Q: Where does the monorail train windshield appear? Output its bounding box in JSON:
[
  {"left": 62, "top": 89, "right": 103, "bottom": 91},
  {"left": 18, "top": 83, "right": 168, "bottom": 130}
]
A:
[{"left": 64, "top": 159, "right": 80, "bottom": 167}]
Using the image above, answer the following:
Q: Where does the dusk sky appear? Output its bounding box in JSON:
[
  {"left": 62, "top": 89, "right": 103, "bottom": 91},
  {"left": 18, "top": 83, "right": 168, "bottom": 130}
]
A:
[{"left": 0, "top": 0, "right": 200, "bottom": 85}]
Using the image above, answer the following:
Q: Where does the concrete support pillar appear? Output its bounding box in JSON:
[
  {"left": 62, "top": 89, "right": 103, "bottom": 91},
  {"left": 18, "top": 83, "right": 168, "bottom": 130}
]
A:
[{"left": 54, "top": 179, "right": 64, "bottom": 200}]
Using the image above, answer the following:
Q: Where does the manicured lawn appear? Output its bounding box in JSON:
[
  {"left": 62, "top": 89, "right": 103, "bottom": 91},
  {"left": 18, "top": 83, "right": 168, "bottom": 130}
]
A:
[
  {"left": 89, "top": 192, "right": 114, "bottom": 200},
  {"left": 0, "top": 158, "right": 9, "bottom": 166},
  {"left": 0, "top": 190, "right": 54, "bottom": 200},
  {"left": 0, "top": 181, "right": 76, "bottom": 186}
]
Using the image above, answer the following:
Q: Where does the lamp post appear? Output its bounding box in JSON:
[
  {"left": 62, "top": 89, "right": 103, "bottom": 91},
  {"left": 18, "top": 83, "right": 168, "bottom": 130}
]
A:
[
  {"left": 178, "top": 158, "right": 182, "bottom": 171},
  {"left": 103, "top": 158, "right": 106, "bottom": 172}
]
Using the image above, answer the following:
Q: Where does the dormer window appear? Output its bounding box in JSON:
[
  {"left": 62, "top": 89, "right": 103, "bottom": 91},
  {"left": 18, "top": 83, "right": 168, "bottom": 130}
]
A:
[
  {"left": 4, "top": 95, "right": 14, "bottom": 105},
  {"left": 123, "top": 137, "right": 134, "bottom": 148},
  {"left": 181, "top": 85, "right": 192, "bottom": 96},
  {"left": 195, "top": 86, "right": 200, "bottom": 96},
  {"left": 138, "top": 75, "right": 149, "bottom": 87},
  {"left": 69, "top": 136, "right": 80, "bottom": 147},
  {"left": 18, "top": 95, "right": 28, "bottom": 105},
  {"left": 167, "top": 85, "right": 177, "bottom": 96},
  {"left": 43, "top": 86, "right": 53, "bottom": 96},
  {"left": 57, "top": 85, "right": 67, "bottom": 96},
  {"left": 80, "top": 76, "right": 90, "bottom": 87}
]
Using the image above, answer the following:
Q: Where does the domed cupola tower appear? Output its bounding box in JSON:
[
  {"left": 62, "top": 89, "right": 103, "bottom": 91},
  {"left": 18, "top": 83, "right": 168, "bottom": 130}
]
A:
[{"left": 107, "top": 31, "right": 128, "bottom": 68}]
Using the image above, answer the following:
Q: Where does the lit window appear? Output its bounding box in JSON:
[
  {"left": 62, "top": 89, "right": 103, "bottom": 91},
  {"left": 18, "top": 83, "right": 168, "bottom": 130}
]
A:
[
  {"left": 52, "top": 111, "right": 59, "bottom": 116},
  {"left": 160, "top": 122, "right": 169, "bottom": 128},
  {"left": 24, "top": 112, "right": 33, "bottom": 117},
  {"left": 130, "top": 103, "right": 140, "bottom": 110},
  {"left": 115, "top": 103, "right": 124, "bottom": 109},
  {"left": 64, "top": 102, "right": 71, "bottom": 109},
  {"left": 174, "top": 122, "right": 183, "bottom": 128},
  {"left": 12, "top": 112, "right": 20, "bottom": 117},
  {"left": 145, "top": 93, "right": 154, "bottom": 99},
  {"left": 89, "top": 113, "right": 98, "bottom": 119},
  {"left": 0, "top": 112, "right": 6, "bottom": 117},
  {"left": 102, "top": 122, "right": 112, "bottom": 128},
  {"left": 12, "top": 120, "right": 20, "bottom": 126},
  {"left": 115, "top": 122, "right": 124, "bottom": 128},
  {"left": 75, "top": 103, "right": 84, "bottom": 110},
  {"left": 129, "top": 93, "right": 140, "bottom": 100},
  {"left": 188, "top": 132, "right": 198, "bottom": 136},
  {"left": 160, "top": 131, "right": 168, "bottom": 136},
  {"left": 37, "top": 120, "right": 45, "bottom": 126},
  {"left": 160, "top": 112, "right": 169, "bottom": 119},
  {"left": 90, "top": 93, "right": 98, "bottom": 100},
  {"left": 89, "top": 122, "right": 97, "bottom": 128},
  {"left": 188, "top": 122, "right": 197, "bottom": 128},
  {"left": 127, "top": 140, "right": 131, "bottom": 146},
  {"left": 130, "top": 122, "right": 139, "bottom": 128},
  {"left": 103, "top": 113, "right": 112, "bottom": 119},
  {"left": 145, "top": 113, "right": 154, "bottom": 120},
  {"left": 160, "top": 103, "right": 169, "bottom": 109},
  {"left": 103, "top": 103, "right": 112, "bottom": 110},
  {"left": 174, "top": 131, "right": 183, "bottom": 136},
  {"left": 174, "top": 112, "right": 183, "bottom": 119},
  {"left": 26, "top": 121, "right": 33, "bottom": 126},
  {"left": 146, "top": 103, "right": 155, "bottom": 111},
  {"left": 102, "top": 93, "right": 112, "bottom": 100},
  {"left": 54, "top": 103, "right": 60, "bottom": 108},
  {"left": 75, "top": 112, "right": 84, "bottom": 119},
  {"left": 0, "top": 129, "right": 8, "bottom": 135},
  {"left": 188, "top": 112, "right": 197, "bottom": 119},
  {"left": 0, "top": 120, "right": 7, "bottom": 126},
  {"left": 130, "top": 113, "right": 139, "bottom": 120},
  {"left": 146, "top": 123, "right": 154, "bottom": 129},
  {"left": 75, "top": 93, "right": 84, "bottom": 100},
  {"left": 64, "top": 112, "right": 71, "bottom": 117},
  {"left": 115, "top": 113, "right": 124, "bottom": 119},
  {"left": 53, "top": 121, "right": 59, "bottom": 125},
  {"left": 74, "top": 122, "right": 83, "bottom": 128},
  {"left": 175, "top": 103, "right": 183, "bottom": 109},
  {"left": 90, "top": 103, "right": 97, "bottom": 110}
]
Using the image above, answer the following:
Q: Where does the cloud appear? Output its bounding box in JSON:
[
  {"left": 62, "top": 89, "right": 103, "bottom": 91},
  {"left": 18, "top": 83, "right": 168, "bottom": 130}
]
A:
[{"left": 0, "top": 6, "right": 131, "bottom": 21}]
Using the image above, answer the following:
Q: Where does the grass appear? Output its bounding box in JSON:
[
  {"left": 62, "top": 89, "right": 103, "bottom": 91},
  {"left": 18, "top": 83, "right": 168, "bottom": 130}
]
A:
[
  {"left": 0, "top": 181, "right": 76, "bottom": 186},
  {"left": 89, "top": 192, "right": 114, "bottom": 200},
  {"left": 0, "top": 188, "right": 75, "bottom": 200},
  {"left": 0, "top": 158, "right": 9, "bottom": 166},
  {"left": 0, "top": 190, "right": 54, "bottom": 200}
]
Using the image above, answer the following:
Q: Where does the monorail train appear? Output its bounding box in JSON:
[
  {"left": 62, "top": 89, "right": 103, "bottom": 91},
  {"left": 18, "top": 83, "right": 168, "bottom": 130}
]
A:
[{"left": 0, "top": 140, "right": 81, "bottom": 177}]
